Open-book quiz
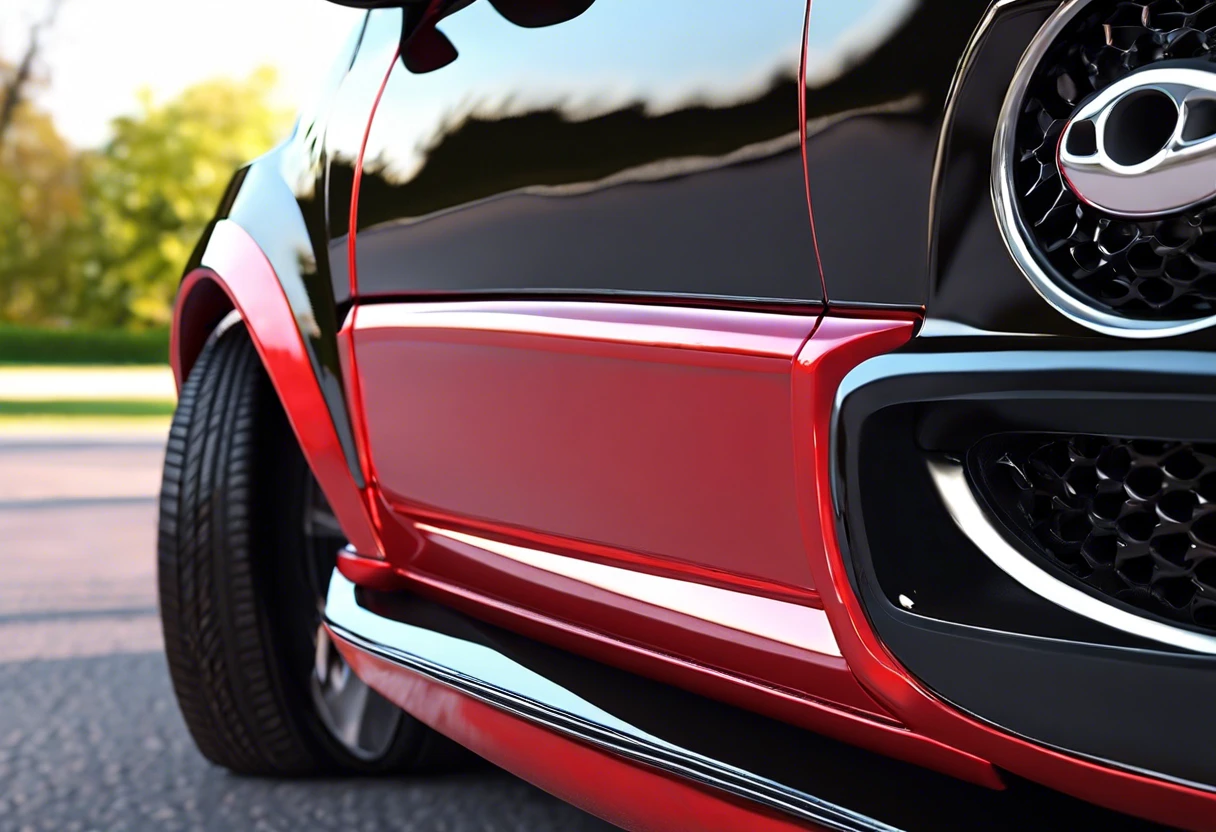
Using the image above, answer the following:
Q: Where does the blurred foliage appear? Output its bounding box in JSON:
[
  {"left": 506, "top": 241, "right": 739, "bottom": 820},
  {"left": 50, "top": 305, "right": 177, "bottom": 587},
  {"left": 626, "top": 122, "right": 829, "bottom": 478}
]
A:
[
  {"left": 0, "top": 66, "right": 290, "bottom": 331},
  {"left": 0, "top": 400, "right": 175, "bottom": 416},
  {"left": 0, "top": 322, "right": 167, "bottom": 364},
  {"left": 0, "top": 90, "right": 83, "bottom": 325}
]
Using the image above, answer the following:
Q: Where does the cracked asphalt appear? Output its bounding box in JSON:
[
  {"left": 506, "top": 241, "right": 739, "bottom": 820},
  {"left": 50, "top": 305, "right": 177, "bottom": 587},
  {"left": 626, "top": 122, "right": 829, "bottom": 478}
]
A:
[{"left": 0, "top": 434, "right": 616, "bottom": 832}]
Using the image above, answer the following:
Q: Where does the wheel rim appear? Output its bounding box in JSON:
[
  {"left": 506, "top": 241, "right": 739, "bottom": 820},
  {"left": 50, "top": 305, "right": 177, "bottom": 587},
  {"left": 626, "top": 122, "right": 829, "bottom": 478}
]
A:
[
  {"left": 310, "top": 624, "right": 403, "bottom": 760},
  {"left": 301, "top": 478, "right": 403, "bottom": 761}
]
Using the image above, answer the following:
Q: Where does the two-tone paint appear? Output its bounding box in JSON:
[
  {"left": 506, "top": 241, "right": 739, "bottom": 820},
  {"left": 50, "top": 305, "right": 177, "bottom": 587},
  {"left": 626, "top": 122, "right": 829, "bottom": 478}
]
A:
[{"left": 169, "top": 1, "right": 1216, "bottom": 829}]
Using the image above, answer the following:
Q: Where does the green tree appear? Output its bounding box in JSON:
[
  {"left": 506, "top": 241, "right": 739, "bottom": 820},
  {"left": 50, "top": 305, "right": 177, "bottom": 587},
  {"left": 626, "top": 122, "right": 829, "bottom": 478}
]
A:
[
  {"left": 0, "top": 66, "right": 290, "bottom": 330},
  {"left": 0, "top": 92, "right": 84, "bottom": 324},
  {"left": 76, "top": 66, "right": 290, "bottom": 328}
]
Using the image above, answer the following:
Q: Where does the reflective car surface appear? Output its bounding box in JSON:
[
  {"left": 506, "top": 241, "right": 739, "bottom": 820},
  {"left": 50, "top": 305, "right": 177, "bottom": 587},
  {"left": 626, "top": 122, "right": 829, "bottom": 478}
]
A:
[{"left": 158, "top": 2, "right": 1216, "bottom": 829}]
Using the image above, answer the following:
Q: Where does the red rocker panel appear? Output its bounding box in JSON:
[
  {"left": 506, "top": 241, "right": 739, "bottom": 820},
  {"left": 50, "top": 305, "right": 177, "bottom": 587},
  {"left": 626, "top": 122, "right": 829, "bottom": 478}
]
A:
[{"left": 332, "top": 634, "right": 830, "bottom": 832}]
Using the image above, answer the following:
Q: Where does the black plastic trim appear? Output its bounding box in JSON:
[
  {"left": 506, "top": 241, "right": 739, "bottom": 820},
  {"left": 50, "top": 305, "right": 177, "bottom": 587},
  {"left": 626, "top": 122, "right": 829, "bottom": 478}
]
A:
[{"left": 835, "top": 344, "right": 1216, "bottom": 790}]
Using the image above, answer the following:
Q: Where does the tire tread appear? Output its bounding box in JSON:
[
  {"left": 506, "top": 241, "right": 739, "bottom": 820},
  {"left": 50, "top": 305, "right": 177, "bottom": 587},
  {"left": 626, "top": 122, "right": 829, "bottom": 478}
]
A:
[{"left": 158, "top": 327, "right": 320, "bottom": 775}]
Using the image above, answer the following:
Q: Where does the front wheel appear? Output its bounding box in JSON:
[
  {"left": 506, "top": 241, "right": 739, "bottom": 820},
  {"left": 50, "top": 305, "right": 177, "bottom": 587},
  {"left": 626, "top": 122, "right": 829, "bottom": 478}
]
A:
[{"left": 157, "top": 322, "right": 441, "bottom": 775}]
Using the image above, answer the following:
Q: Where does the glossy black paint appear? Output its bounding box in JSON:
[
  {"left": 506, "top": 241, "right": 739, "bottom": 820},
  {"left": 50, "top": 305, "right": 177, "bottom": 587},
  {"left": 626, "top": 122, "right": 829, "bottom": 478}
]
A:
[
  {"left": 925, "top": 0, "right": 1093, "bottom": 336},
  {"left": 835, "top": 344, "right": 1216, "bottom": 789},
  {"left": 190, "top": 12, "right": 370, "bottom": 482},
  {"left": 802, "top": 0, "right": 990, "bottom": 309},
  {"left": 351, "top": 0, "right": 822, "bottom": 303},
  {"left": 327, "top": 571, "right": 1163, "bottom": 831},
  {"left": 798, "top": 0, "right": 1216, "bottom": 342},
  {"left": 326, "top": 7, "right": 403, "bottom": 301}
]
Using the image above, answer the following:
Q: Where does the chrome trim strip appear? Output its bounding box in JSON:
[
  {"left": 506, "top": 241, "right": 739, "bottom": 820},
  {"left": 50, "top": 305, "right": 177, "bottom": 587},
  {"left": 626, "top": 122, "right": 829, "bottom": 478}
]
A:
[
  {"left": 354, "top": 301, "right": 815, "bottom": 359},
  {"left": 927, "top": 458, "right": 1216, "bottom": 655},
  {"left": 991, "top": 0, "right": 1216, "bottom": 338},
  {"left": 416, "top": 523, "right": 841, "bottom": 657},
  {"left": 833, "top": 347, "right": 1216, "bottom": 500},
  {"left": 323, "top": 570, "right": 898, "bottom": 832},
  {"left": 837, "top": 348, "right": 1216, "bottom": 407}
]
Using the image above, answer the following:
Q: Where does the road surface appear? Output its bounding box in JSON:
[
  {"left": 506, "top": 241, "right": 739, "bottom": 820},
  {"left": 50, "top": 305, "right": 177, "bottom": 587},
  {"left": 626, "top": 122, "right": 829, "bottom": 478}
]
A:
[{"left": 0, "top": 433, "right": 616, "bottom": 831}]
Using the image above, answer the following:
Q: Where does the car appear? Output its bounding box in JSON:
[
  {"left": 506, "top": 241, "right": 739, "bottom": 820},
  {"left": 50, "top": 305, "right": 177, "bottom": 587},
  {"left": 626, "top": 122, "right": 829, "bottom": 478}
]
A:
[{"left": 157, "top": 0, "right": 1216, "bottom": 829}]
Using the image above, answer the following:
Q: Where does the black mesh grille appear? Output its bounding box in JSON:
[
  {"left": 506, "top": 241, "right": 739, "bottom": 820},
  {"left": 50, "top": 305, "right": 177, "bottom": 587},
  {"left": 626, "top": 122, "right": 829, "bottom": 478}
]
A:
[
  {"left": 970, "top": 433, "right": 1216, "bottom": 633},
  {"left": 1014, "top": 0, "right": 1216, "bottom": 319}
]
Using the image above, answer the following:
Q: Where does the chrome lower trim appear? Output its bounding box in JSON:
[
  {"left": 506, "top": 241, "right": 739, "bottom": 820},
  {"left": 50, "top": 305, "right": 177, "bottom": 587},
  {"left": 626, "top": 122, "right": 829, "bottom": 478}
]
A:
[
  {"left": 991, "top": 0, "right": 1216, "bottom": 339},
  {"left": 928, "top": 458, "right": 1216, "bottom": 655},
  {"left": 323, "top": 570, "right": 897, "bottom": 832}
]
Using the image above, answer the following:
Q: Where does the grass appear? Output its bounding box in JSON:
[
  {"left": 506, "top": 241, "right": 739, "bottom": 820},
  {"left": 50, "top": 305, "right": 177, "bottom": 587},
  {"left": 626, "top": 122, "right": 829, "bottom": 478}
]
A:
[
  {"left": 0, "top": 400, "right": 176, "bottom": 417},
  {"left": 0, "top": 325, "right": 169, "bottom": 365}
]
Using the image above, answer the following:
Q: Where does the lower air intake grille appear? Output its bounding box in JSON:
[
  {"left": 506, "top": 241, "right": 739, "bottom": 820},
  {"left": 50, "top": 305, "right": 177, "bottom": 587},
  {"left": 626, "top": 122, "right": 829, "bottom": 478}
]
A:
[{"left": 969, "top": 433, "right": 1216, "bottom": 634}]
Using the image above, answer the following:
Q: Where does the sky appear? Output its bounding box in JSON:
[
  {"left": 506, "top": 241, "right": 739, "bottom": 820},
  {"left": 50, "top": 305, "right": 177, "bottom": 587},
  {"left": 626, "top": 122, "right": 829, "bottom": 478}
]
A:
[
  {"left": 0, "top": 0, "right": 366, "bottom": 148},
  {"left": 0, "top": 0, "right": 912, "bottom": 150}
]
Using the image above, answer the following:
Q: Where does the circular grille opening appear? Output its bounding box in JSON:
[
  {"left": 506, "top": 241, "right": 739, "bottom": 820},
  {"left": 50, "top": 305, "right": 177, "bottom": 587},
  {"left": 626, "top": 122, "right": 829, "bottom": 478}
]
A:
[
  {"left": 1102, "top": 89, "right": 1177, "bottom": 165},
  {"left": 994, "top": 0, "right": 1216, "bottom": 335}
]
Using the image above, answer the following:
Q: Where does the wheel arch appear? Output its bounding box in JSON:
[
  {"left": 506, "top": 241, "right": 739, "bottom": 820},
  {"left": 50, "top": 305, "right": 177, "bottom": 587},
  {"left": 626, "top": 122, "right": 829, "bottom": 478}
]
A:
[
  {"left": 172, "top": 219, "right": 382, "bottom": 557},
  {"left": 171, "top": 265, "right": 235, "bottom": 387}
]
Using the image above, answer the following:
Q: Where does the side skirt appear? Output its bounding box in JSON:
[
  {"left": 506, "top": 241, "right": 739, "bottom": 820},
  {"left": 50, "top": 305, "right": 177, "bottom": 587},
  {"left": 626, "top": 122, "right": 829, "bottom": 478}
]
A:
[
  {"left": 323, "top": 571, "right": 1162, "bottom": 832},
  {"left": 325, "top": 571, "right": 891, "bottom": 832}
]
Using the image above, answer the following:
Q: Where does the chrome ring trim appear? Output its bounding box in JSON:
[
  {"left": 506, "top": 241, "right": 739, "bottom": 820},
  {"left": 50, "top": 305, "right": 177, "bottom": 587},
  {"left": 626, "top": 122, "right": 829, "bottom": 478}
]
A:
[
  {"left": 927, "top": 457, "right": 1216, "bottom": 655},
  {"left": 323, "top": 570, "right": 898, "bottom": 832},
  {"left": 991, "top": 0, "right": 1216, "bottom": 338}
]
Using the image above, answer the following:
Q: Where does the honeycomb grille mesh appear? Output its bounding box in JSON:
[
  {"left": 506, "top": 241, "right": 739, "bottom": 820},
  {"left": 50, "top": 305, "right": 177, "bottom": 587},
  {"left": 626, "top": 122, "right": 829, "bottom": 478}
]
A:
[
  {"left": 1014, "top": 0, "right": 1216, "bottom": 320},
  {"left": 972, "top": 433, "right": 1216, "bottom": 632}
]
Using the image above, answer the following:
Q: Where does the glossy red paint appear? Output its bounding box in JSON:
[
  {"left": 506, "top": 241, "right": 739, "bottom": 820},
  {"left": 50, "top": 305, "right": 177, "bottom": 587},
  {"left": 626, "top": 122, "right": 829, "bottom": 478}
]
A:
[
  {"left": 795, "top": 314, "right": 1216, "bottom": 830},
  {"left": 337, "top": 308, "right": 398, "bottom": 560},
  {"left": 330, "top": 631, "right": 828, "bottom": 832},
  {"left": 337, "top": 547, "right": 409, "bottom": 592},
  {"left": 408, "top": 518, "right": 850, "bottom": 680},
  {"left": 352, "top": 300, "right": 823, "bottom": 591},
  {"left": 418, "top": 522, "right": 833, "bottom": 647},
  {"left": 172, "top": 220, "right": 382, "bottom": 558},
  {"left": 348, "top": 515, "right": 998, "bottom": 787},
  {"left": 386, "top": 499, "right": 821, "bottom": 606},
  {"left": 342, "top": 301, "right": 1000, "bottom": 787}
]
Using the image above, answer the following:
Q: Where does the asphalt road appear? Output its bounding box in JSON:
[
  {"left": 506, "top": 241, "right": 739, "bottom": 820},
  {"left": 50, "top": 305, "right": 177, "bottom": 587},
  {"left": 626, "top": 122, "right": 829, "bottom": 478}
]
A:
[{"left": 0, "top": 434, "right": 616, "bottom": 832}]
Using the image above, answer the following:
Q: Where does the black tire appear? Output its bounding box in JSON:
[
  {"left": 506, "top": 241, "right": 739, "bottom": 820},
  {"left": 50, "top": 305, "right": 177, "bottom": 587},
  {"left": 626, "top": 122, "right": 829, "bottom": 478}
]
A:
[{"left": 157, "top": 322, "right": 440, "bottom": 776}]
